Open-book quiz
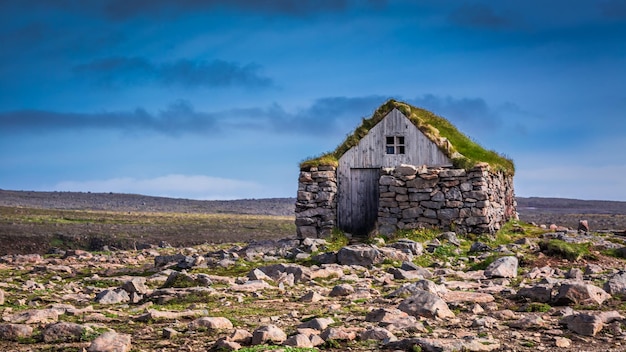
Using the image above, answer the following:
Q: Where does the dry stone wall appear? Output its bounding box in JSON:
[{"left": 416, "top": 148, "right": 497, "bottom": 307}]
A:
[
  {"left": 377, "top": 163, "right": 516, "bottom": 235},
  {"left": 295, "top": 166, "right": 338, "bottom": 238}
]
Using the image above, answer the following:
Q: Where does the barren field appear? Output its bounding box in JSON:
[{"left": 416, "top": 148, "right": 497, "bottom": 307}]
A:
[{"left": 1, "top": 190, "right": 625, "bottom": 255}]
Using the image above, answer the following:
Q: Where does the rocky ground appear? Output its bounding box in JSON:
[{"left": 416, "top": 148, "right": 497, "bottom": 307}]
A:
[{"left": 1, "top": 222, "right": 626, "bottom": 351}]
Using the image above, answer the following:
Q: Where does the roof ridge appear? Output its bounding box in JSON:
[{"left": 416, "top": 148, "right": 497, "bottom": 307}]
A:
[{"left": 300, "top": 99, "right": 514, "bottom": 175}]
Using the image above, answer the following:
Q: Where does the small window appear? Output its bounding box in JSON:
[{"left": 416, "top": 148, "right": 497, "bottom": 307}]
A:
[{"left": 385, "top": 136, "right": 405, "bottom": 154}]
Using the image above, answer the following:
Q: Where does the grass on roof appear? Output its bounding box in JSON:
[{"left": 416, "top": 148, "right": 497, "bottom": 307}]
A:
[{"left": 300, "top": 99, "right": 515, "bottom": 175}]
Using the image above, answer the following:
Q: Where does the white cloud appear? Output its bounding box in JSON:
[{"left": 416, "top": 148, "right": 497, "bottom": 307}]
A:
[{"left": 53, "top": 174, "right": 263, "bottom": 200}]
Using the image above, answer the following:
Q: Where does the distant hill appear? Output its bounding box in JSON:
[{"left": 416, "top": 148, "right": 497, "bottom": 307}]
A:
[
  {"left": 0, "top": 189, "right": 295, "bottom": 216},
  {"left": 516, "top": 197, "right": 626, "bottom": 215},
  {"left": 1, "top": 190, "right": 625, "bottom": 230}
]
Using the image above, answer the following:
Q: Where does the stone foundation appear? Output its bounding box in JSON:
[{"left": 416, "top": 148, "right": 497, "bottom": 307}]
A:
[
  {"left": 377, "top": 163, "right": 516, "bottom": 235},
  {"left": 295, "top": 166, "right": 338, "bottom": 238},
  {"left": 295, "top": 163, "right": 516, "bottom": 238}
]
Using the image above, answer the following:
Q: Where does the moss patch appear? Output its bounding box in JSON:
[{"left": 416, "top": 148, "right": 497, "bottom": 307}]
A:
[{"left": 539, "top": 239, "right": 595, "bottom": 261}]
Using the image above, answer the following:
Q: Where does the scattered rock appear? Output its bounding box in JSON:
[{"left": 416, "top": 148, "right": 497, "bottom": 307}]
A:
[
  {"left": 283, "top": 333, "right": 314, "bottom": 348},
  {"left": 1, "top": 219, "right": 625, "bottom": 352},
  {"left": 553, "top": 282, "right": 611, "bottom": 306},
  {"left": 256, "top": 263, "right": 311, "bottom": 283},
  {"left": 6, "top": 308, "right": 59, "bottom": 324},
  {"left": 603, "top": 270, "right": 626, "bottom": 296},
  {"left": 337, "top": 245, "right": 383, "bottom": 267},
  {"left": 578, "top": 220, "right": 589, "bottom": 233},
  {"left": 210, "top": 338, "right": 241, "bottom": 351},
  {"left": 298, "top": 317, "right": 334, "bottom": 331},
  {"left": 230, "top": 280, "right": 273, "bottom": 292},
  {"left": 584, "top": 263, "right": 603, "bottom": 275},
  {"left": 509, "top": 314, "right": 547, "bottom": 329},
  {"left": 87, "top": 331, "right": 132, "bottom": 352},
  {"left": 162, "top": 327, "right": 178, "bottom": 339},
  {"left": 329, "top": 283, "right": 354, "bottom": 297},
  {"left": 360, "top": 327, "right": 396, "bottom": 341},
  {"left": 554, "top": 336, "right": 571, "bottom": 348},
  {"left": 517, "top": 284, "right": 554, "bottom": 303},
  {"left": 42, "top": 322, "right": 85, "bottom": 343},
  {"left": 438, "top": 231, "right": 461, "bottom": 247},
  {"left": 469, "top": 242, "right": 491, "bottom": 252},
  {"left": 561, "top": 313, "right": 604, "bottom": 336},
  {"left": 228, "top": 329, "right": 253, "bottom": 344},
  {"left": 398, "top": 289, "right": 455, "bottom": 319},
  {"left": 248, "top": 268, "right": 272, "bottom": 281},
  {"left": 0, "top": 323, "right": 34, "bottom": 341},
  {"left": 442, "top": 290, "right": 494, "bottom": 304},
  {"left": 320, "top": 327, "right": 358, "bottom": 341},
  {"left": 251, "top": 324, "right": 287, "bottom": 345},
  {"left": 387, "top": 337, "right": 500, "bottom": 352},
  {"left": 484, "top": 256, "right": 518, "bottom": 278},
  {"left": 299, "top": 291, "right": 323, "bottom": 303},
  {"left": 189, "top": 317, "right": 233, "bottom": 330},
  {"left": 122, "top": 277, "right": 148, "bottom": 295},
  {"left": 386, "top": 239, "right": 424, "bottom": 256},
  {"left": 387, "top": 280, "right": 447, "bottom": 298},
  {"left": 565, "top": 268, "right": 584, "bottom": 280},
  {"left": 95, "top": 289, "right": 130, "bottom": 304}
]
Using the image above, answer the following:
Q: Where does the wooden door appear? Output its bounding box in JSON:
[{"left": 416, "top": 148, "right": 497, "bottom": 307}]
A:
[{"left": 340, "top": 168, "right": 379, "bottom": 237}]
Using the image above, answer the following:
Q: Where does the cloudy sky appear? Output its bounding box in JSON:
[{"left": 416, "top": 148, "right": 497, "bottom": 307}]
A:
[{"left": 1, "top": 1, "right": 625, "bottom": 201}]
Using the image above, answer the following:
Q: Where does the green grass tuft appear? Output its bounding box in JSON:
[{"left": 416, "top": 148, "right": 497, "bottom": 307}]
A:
[{"left": 539, "top": 239, "right": 595, "bottom": 261}]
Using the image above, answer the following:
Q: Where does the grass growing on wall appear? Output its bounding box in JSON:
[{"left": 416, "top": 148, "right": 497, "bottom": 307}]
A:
[{"left": 300, "top": 99, "right": 515, "bottom": 175}]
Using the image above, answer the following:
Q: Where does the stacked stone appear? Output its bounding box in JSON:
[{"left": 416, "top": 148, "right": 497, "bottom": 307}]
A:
[
  {"left": 295, "top": 166, "right": 338, "bottom": 238},
  {"left": 377, "top": 163, "right": 516, "bottom": 235}
]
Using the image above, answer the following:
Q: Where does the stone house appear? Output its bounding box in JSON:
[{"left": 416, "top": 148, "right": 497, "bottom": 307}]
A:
[{"left": 296, "top": 100, "right": 517, "bottom": 238}]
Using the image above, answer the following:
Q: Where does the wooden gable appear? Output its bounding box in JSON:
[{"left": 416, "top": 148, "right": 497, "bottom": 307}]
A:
[
  {"left": 338, "top": 108, "right": 451, "bottom": 170},
  {"left": 336, "top": 108, "right": 451, "bottom": 235}
]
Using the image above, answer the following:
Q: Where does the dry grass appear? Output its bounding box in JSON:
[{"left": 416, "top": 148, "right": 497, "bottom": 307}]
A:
[{"left": 0, "top": 206, "right": 296, "bottom": 254}]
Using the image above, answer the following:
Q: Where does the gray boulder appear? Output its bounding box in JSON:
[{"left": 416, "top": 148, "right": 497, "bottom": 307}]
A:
[
  {"left": 189, "top": 317, "right": 233, "bottom": 330},
  {"left": 398, "top": 289, "right": 455, "bottom": 319},
  {"left": 95, "top": 289, "right": 130, "bottom": 305},
  {"left": 329, "top": 283, "right": 355, "bottom": 297},
  {"left": 387, "top": 280, "right": 447, "bottom": 298},
  {"left": 360, "top": 327, "right": 396, "bottom": 341},
  {"left": 87, "top": 331, "right": 132, "bottom": 352},
  {"left": 154, "top": 253, "right": 188, "bottom": 267},
  {"left": 337, "top": 245, "right": 383, "bottom": 267},
  {"left": 603, "top": 270, "right": 626, "bottom": 296},
  {"left": 561, "top": 313, "right": 604, "bottom": 336},
  {"left": 553, "top": 282, "right": 611, "bottom": 306},
  {"left": 298, "top": 317, "right": 334, "bottom": 331},
  {"left": 469, "top": 242, "right": 491, "bottom": 252},
  {"left": 283, "top": 334, "right": 314, "bottom": 348},
  {"left": 42, "top": 322, "right": 85, "bottom": 343},
  {"left": 122, "top": 277, "right": 148, "bottom": 295},
  {"left": 251, "top": 325, "right": 287, "bottom": 345},
  {"left": 517, "top": 284, "right": 554, "bottom": 303},
  {"left": 0, "top": 323, "right": 34, "bottom": 341},
  {"left": 386, "top": 239, "right": 424, "bottom": 256},
  {"left": 256, "top": 263, "right": 311, "bottom": 283},
  {"left": 387, "top": 267, "right": 425, "bottom": 281},
  {"left": 484, "top": 256, "right": 518, "bottom": 278},
  {"left": 438, "top": 232, "right": 461, "bottom": 247}
]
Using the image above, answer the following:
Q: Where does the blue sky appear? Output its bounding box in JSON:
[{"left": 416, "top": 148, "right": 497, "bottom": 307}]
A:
[{"left": 1, "top": 0, "right": 625, "bottom": 200}]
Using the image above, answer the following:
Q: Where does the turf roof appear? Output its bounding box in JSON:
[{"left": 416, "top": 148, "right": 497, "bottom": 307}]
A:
[{"left": 300, "top": 99, "right": 515, "bottom": 175}]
